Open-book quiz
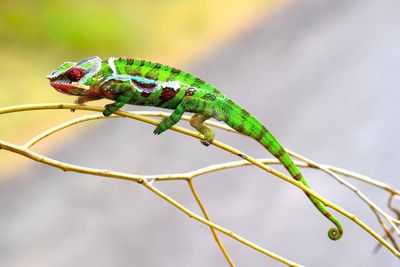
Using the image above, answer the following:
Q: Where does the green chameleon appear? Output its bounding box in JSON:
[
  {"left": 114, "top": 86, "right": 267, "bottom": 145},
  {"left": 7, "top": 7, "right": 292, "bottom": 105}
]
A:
[{"left": 47, "top": 56, "right": 343, "bottom": 240}]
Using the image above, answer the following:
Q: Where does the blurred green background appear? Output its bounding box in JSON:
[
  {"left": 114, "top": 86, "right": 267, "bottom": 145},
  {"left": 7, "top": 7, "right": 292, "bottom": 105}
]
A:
[{"left": 0, "top": 0, "right": 285, "bottom": 177}]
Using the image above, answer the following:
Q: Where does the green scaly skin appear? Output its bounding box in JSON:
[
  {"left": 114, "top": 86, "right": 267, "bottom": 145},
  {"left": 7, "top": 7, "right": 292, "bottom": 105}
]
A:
[{"left": 47, "top": 56, "right": 343, "bottom": 240}]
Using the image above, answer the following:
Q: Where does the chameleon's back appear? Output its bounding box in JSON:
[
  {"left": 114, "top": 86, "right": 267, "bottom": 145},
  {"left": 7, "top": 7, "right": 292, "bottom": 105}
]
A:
[{"left": 106, "top": 57, "right": 224, "bottom": 109}]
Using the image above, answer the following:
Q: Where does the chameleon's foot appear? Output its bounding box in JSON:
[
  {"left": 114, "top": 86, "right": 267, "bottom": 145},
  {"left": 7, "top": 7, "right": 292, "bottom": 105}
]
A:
[
  {"left": 200, "top": 133, "right": 214, "bottom": 146},
  {"left": 154, "top": 116, "right": 175, "bottom": 135},
  {"left": 153, "top": 124, "right": 169, "bottom": 135},
  {"left": 153, "top": 123, "right": 165, "bottom": 135},
  {"left": 70, "top": 104, "right": 84, "bottom": 112},
  {"left": 103, "top": 110, "right": 112, "bottom": 116},
  {"left": 103, "top": 103, "right": 118, "bottom": 116},
  {"left": 190, "top": 114, "right": 214, "bottom": 147},
  {"left": 73, "top": 97, "right": 89, "bottom": 113},
  {"left": 71, "top": 101, "right": 80, "bottom": 112},
  {"left": 200, "top": 139, "right": 212, "bottom": 146},
  {"left": 103, "top": 105, "right": 113, "bottom": 116},
  {"left": 153, "top": 127, "right": 163, "bottom": 135}
]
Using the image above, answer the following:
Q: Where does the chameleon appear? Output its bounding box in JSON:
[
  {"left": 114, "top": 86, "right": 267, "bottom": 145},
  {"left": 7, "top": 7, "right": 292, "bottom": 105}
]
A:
[{"left": 47, "top": 56, "right": 343, "bottom": 240}]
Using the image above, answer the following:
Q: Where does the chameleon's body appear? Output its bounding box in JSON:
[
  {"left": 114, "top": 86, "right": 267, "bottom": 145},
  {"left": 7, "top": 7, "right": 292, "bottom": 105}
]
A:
[{"left": 48, "top": 56, "right": 343, "bottom": 240}]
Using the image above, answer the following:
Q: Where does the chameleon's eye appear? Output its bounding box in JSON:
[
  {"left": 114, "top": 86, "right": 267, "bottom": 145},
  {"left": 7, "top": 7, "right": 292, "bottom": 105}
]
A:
[{"left": 66, "top": 68, "right": 84, "bottom": 82}]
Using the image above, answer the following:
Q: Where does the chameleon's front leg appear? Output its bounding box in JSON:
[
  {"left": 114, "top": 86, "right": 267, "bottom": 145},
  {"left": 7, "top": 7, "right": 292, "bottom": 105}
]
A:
[
  {"left": 71, "top": 96, "right": 101, "bottom": 112},
  {"left": 74, "top": 95, "right": 99, "bottom": 105},
  {"left": 103, "top": 90, "right": 134, "bottom": 116},
  {"left": 153, "top": 102, "right": 185, "bottom": 135}
]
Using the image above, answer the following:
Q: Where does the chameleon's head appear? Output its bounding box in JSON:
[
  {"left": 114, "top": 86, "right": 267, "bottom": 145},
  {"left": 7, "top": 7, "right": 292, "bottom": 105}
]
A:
[{"left": 47, "top": 56, "right": 102, "bottom": 96}]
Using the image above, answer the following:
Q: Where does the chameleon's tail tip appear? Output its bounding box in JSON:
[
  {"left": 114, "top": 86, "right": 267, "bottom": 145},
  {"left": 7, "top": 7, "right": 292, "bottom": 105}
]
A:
[{"left": 328, "top": 227, "right": 343, "bottom": 240}]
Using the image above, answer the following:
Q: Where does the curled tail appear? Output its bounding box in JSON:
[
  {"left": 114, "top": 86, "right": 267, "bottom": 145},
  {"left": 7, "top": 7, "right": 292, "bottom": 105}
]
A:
[{"left": 223, "top": 101, "right": 343, "bottom": 240}]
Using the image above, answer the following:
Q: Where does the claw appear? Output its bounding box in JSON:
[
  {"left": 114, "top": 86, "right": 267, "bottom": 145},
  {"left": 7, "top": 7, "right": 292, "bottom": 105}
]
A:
[
  {"left": 200, "top": 138, "right": 212, "bottom": 146},
  {"left": 103, "top": 109, "right": 112, "bottom": 116},
  {"left": 153, "top": 127, "right": 163, "bottom": 135},
  {"left": 200, "top": 140, "right": 210, "bottom": 146}
]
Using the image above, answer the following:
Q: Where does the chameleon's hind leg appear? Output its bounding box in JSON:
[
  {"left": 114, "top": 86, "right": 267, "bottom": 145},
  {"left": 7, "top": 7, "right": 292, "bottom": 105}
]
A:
[
  {"left": 103, "top": 90, "right": 134, "bottom": 116},
  {"left": 154, "top": 96, "right": 217, "bottom": 146},
  {"left": 190, "top": 114, "right": 214, "bottom": 146}
]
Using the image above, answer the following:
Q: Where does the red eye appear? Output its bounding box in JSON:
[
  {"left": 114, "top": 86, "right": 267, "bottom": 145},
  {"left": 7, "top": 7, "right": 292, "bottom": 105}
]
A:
[{"left": 66, "top": 68, "right": 84, "bottom": 82}]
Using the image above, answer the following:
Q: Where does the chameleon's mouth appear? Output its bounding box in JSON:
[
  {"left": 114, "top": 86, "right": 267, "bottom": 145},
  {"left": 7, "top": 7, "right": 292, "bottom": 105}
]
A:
[
  {"left": 50, "top": 80, "right": 72, "bottom": 90},
  {"left": 49, "top": 80, "right": 90, "bottom": 95}
]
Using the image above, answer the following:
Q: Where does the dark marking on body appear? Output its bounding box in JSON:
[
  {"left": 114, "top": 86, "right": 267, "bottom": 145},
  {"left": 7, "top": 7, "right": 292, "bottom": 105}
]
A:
[
  {"left": 223, "top": 113, "right": 229, "bottom": 122},
  {"left": 255, "top": 130, "right": 264, "bottom": 141},
  {"left": 130, "top": 70, "right": 142, "bottom": 77},
  {"left": 211, "top": 109, "right": 219, "bottom": 120},
  {"left": 293, "top": 173, "right": 302, "bottom": 181},
  {"left": 193, "top": 77, "right": 206, "bottom": 88},
  {"left": 242, "top": 109, "right": 250, "bottom": 116},
  {"left": 132, "top": 80, "right": 157, "bottom": 90},
  {"left": 159, "top": 87, "right": 180, "bottom": 105},
  {"left": 275, "top": 147, "right": 286, "bottom": 158},
  {"left": 141, "top": 91, "right": 152, "bottom": 98},
  {"left": 168, "top": 67, "right": 182, "bottom": 80},
  {"left": 185, "top": 87, "right": 197, "bottom": 96},
  {"left": 202, "top": 93, "right": 216, "bottom": 101},
  {"left": 237, "top": 124, "right": 244, "bottom": 133},
  {"left": 145, "top": 66, "right": 159, "bottom": 80},
  {"left": 138, "top": 60, "right": 146, "bottom": 68},
  {"left": 170, "top": 67, "right": 181, "bottom": 75}
]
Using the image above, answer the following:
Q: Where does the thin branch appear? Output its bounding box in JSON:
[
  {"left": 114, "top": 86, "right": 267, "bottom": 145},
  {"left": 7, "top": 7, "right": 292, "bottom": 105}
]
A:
[
  {"left": 24, "top": 114, "right": 115, "bottom": 148},
  {"left": 388, "top": 194, "right": 400, "bottom": 219},
  {"left": 286, "top": 150, "right": 400, "bottom": 234},
  {"left": 372, "top": 210, "right": 400, "bottom": 252},
  {"left": 324, "top": 166, "right": 399, "bottom": 195},
  {"left": 187, "top": 180, "right": 235, "bottom": 266}
]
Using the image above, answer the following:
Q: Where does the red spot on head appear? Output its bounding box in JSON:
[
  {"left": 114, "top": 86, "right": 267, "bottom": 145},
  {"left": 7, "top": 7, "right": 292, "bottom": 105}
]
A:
[{"left": 66, "top": 68, "right": 84, "bottom": 82}]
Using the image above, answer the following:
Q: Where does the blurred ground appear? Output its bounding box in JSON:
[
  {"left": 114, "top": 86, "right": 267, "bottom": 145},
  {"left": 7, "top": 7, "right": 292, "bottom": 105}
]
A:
[{"left": 1, "top": 0, "right": 400, "bottom": 266}]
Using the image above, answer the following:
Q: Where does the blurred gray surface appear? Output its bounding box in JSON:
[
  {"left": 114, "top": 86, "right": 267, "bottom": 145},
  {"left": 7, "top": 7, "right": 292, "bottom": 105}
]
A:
[{"left": 1, "top": 0, "right": 400, "bottom": 266}]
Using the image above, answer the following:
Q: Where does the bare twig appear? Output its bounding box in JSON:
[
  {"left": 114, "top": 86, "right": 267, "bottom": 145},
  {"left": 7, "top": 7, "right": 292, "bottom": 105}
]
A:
[{"left": 187, "top": 180, "right": 235, "bottom": 266}]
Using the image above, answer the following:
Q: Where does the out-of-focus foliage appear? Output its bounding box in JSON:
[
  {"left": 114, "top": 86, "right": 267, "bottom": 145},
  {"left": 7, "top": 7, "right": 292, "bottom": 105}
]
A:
[{"left": 0, "top": 0, "right": 279, "bottom": 58}]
